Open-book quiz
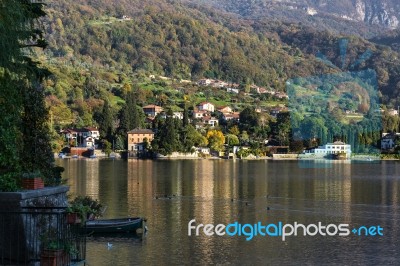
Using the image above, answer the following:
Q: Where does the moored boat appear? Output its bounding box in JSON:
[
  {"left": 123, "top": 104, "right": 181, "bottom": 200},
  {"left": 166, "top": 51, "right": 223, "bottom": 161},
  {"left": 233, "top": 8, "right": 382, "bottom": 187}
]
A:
[{"left": 82, "top": 217, "right": 146, "bottom": 234}]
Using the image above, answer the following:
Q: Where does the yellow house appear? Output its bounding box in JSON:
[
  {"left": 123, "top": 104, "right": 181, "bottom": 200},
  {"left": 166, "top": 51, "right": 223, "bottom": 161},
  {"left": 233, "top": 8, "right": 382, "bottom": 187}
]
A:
[{"left": 127, "top": 129, "right": 154, "bottom": 151}]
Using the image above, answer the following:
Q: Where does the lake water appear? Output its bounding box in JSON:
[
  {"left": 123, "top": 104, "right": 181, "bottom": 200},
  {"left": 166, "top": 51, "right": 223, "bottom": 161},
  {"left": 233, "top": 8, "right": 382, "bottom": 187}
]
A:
[{"left": 57, "top": 159, "right": 400, "bottom": 265}]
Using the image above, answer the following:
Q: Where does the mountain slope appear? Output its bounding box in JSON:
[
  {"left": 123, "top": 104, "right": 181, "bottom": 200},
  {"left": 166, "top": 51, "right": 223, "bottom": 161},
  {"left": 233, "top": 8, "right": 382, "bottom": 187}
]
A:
[
  {"left": 35, "top": 0, "right": 400, "bottom": 132},
  {"left": 193, "top": 0, "right": 400, "bottom": 36},
  {"left": 43, "top": 0, "right": 334, "bottom": 85}
]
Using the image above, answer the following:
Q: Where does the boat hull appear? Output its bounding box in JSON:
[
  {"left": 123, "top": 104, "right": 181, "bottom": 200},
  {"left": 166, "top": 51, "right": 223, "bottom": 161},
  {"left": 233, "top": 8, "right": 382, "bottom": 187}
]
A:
[{"left": 81, "top": 217, "right": 145, "bottom": 234}]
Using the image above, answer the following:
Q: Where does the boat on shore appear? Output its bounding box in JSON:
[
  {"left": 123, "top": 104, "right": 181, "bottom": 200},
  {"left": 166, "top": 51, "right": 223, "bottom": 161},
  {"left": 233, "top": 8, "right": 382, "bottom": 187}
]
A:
[{"left": 81, "top": 217, "right": 146, "bottom": 234}]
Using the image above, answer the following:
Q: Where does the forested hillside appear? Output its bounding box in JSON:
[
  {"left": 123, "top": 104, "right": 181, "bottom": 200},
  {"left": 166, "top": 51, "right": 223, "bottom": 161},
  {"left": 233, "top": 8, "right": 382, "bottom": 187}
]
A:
[
  {"left": 43, "top": 0, "right": 330, "bottom": 84},
  {"left": 38, "top": 0, "right": 328, "bottom": 132},
  {"left": 35, "top": 0, "right": 400, "bottom": 142}
]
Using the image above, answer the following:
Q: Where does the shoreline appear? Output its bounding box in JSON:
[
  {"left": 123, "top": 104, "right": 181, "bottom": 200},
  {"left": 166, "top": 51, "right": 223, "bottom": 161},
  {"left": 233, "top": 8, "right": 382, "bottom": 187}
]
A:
[{"left": 55, "top": 155, "right": 399, "bottom": 161}]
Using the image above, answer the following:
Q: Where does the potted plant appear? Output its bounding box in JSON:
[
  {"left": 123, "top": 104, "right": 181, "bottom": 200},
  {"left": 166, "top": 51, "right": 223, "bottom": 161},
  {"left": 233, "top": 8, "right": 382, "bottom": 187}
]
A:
[
  {"left": 21, "top": 171, "right": 44, "bottom": 190},
  {"left": 66, "top": 196, "right": 104, "bottom": 224},
  {"left": 40, "top": 230, "right": 72, "bottom": 266},
  {"left": 66, "top": 204, "right": 90, "bottom": 225}
]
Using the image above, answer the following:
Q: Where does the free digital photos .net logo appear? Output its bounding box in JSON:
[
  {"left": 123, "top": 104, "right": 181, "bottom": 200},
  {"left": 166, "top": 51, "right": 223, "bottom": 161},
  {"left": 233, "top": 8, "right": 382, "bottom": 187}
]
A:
[
  {"left": 286, "top": 39, "right": 382, "bottom": 168},
  {"left": 188, "top": 219, "right": 384, "bottom": 242}
]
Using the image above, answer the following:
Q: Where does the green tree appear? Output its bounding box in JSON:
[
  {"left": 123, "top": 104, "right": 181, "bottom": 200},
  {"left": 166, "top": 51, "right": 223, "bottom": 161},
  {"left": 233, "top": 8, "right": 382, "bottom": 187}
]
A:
[
  {"left": 239, "top": 107, "right": 259, "bottom": 135},
  {"left": 183, "top": 104, "right": 189, "bottom": 127},
  {"left": 119, "top": 90, "right": 144, "bottom": 135},
  {"left": 225, "top": 134, "right": 240, "bottom": 146},
  {"left": 1, "top": 0, "right": 53, "bottom": 190},
  {"left": 275, "top": 113, "right": 291, "bottom": 146},
  {"left": 152, "top": 110, "right": 182, "bottom": 155},
  {"left": 97, "top": 100, "right": 114, "bottom": 142},
  {"left": 143, "top": 137, "right": 149, "bottom": 152},
  {"left": 229, "top": 125, "right": 240, "bottom": 136},
  {"left": 103, "top": 140, "right": 112, "bottom": 156},
  {"left": 239, "top": 131, "right": 250, "bottom": 145},
  {"left": 182, "top": 125, "right": 208, "bottom": 152},
  {"left": 21, "top": 84, "right": 55, "bottom": 184}
]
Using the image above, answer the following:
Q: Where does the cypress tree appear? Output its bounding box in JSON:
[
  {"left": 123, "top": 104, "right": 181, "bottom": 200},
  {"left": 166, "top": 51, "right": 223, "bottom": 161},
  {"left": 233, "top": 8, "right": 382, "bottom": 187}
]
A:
[
  {"left": 119, "top": 90, "right": 143, "bottom": 134},
  {"left": 99, "top": 100, "right": 114, "bottom": 142}
]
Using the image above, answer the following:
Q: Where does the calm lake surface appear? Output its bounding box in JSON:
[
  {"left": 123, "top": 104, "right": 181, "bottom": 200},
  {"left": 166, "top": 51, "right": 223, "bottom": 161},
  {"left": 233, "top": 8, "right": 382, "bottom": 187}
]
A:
[{"left": 57, "top": 159, "right": 400, "bottom": 265}]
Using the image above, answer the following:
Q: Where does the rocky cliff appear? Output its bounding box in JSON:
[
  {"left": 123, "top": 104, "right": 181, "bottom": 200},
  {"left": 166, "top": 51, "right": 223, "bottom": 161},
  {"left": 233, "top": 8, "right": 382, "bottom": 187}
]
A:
[{"left": 195, "top": 0, "right": 400, "bottom": 33}]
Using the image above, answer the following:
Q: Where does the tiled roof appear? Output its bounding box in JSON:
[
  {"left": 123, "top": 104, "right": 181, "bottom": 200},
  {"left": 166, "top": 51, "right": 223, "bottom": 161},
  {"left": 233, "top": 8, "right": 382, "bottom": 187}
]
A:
[
  {"left": 143, "top": 104, "right": 162, "bottom": 109},
  {"left": 127, "top": 129, "right": 154, "bottom": 134}
]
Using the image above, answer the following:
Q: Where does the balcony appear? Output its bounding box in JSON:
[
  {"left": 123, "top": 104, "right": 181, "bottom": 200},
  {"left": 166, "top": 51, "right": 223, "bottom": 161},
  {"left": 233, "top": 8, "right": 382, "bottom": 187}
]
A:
[{"left": 0, "top": 207, "right": 86, "bottom": 265}]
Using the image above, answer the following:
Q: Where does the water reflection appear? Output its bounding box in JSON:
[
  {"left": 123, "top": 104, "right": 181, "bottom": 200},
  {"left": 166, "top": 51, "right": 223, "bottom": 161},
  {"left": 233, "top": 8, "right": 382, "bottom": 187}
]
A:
[{"left": 56, "top": 159, "right": 400, "bottom": 264}]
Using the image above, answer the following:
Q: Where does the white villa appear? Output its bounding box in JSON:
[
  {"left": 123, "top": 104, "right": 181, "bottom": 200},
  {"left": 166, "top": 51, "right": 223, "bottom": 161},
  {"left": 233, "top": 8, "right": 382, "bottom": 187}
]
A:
[
  {"left": 303, "top": 141, "right": 352, "bottom": 159},
  {"left": 197, "top": 102, "right": 215, "bottom": 112}
]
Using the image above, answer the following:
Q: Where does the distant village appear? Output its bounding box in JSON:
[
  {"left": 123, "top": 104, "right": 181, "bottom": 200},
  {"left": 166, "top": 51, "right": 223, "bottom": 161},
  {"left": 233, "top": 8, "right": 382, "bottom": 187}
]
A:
[{"left": 58, "top": 77, "right": 400, "bottom": 159}]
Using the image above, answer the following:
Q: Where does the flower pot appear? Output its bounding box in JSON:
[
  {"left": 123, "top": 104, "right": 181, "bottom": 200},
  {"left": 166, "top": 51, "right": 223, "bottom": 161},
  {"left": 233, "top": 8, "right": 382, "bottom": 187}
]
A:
[
  {"left": 40, "top": 249, "right": 69, "bottom": 266},
  {"left": 66, "top": 213, "right": 81, "bottom": 224},
  {"left": 22, "top": 178, "right": 44, "bottom": 190}
]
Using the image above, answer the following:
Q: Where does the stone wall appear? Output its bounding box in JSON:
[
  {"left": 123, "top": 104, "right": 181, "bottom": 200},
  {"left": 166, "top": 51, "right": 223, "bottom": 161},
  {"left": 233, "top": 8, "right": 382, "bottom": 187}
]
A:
[
  {"left": 272, "top": 154, "right": 299, "bottom": 160},
  {"left": 0, "top": 186, "right": 69, "bottom": 210},
  {"left": 156, "top": 152, "right": 199, "bottom": 159}
]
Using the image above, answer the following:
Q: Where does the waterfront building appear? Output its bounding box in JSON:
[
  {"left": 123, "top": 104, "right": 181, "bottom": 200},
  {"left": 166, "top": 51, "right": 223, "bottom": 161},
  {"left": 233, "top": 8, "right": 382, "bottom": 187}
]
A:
[
  {"left": 303, "top": 141, "right": 352, "bottom": 158},
  {"left": 127, "top": 129, "right": 155, "bottom": 151}
]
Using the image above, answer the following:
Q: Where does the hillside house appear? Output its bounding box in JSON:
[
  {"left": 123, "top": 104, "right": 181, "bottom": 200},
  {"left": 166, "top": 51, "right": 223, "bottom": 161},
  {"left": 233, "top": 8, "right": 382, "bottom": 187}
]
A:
[
  {"left": 127, "top": 129, "right": 155, "bottom": 152},
  {"left": 226, "top": 87, "right": 239, "bottom": 94},
  {"left": 222, "top": 112, "right": 240, "bottom": 122},
  {"left": 85, "top": 127, "right": 100, "bottom": 140},
  {"left": 198, "top": 79, "right": 212, "bottom": 86},
  {"left": 143, "top": 105, "right": 163, "bottom": 117},
  {"left": 60, "top": 127, "right": 100, "bottom": 147},
  {"left": 217, "top": 106, "right": 233, "bottom": 114},
  {"left": 193, "top": 110, "right": 210, "bottom": 119},
  {"left": 197, "top": 102, "right": 215, "bottom": 112},
  {"left": 202, "top": 116, "right": 219, "bottom": 127}
]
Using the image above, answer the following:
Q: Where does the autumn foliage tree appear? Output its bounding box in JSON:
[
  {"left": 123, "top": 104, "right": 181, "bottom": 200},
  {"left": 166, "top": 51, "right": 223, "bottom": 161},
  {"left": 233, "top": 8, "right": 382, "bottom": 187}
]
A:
[{"left": 206, "top": 130, "right": 225, "bottom": 152}]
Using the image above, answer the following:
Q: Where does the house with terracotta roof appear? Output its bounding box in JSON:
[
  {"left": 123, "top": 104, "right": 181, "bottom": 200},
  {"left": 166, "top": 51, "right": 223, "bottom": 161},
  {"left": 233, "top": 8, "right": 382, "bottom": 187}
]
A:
[
  {"left": 143, "top": 105, "right": 163, "bottom": 117},
  {"left": 222, "top": 112, "right": 240, "bottom": 122},
  {"left": 127, "top": 128, "right": 154, "bottom": 151},
  {"left": 217, "top": 106, "right": 233, "bottom": 114},
  {"left": 84, "top": 127, "right": 100, "bottom": 140},
  {"left": 193, "top": 115, "right": 218, "bottom": 129},
  {"left": 60, "top": 129, "right": 78, "bottom": 142},
  {"left": 202, "top": 116, "right": 219, "bottom": 127},
  {"left": 193, "top": 110, "right": 209, "bottom": 119}
]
